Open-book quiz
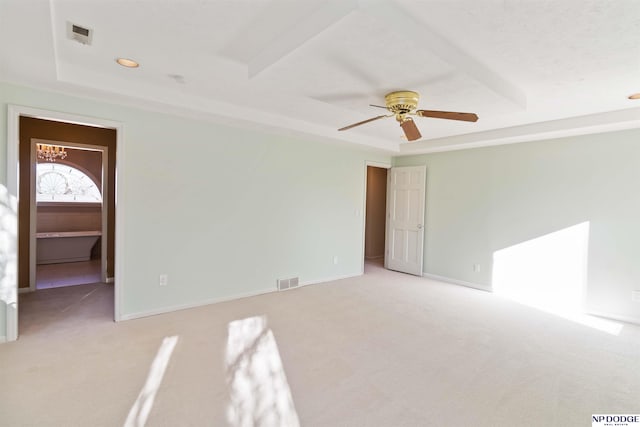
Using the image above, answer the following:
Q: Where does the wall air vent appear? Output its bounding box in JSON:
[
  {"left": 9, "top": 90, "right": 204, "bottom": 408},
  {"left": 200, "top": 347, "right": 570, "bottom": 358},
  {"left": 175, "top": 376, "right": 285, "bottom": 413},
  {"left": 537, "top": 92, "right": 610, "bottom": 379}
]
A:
[
  {"left": 67, "top": 22, "right": 93, "bottom": 45},
  {"left": 277, "top": 277, "right": 300, "bottom": 291}
]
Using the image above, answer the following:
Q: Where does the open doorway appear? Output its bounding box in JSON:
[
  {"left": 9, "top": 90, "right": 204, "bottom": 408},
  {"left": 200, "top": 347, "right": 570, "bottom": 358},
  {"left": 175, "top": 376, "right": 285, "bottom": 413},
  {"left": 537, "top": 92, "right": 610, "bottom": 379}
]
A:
[
  {"left": 364, "top": 164, "right": 389, "bottom": 271},
  {"left": 5, "top": 106, "right": 122, "bottom": 342},
  {"left": 32, "top": 142, "right": 106, "bottom": 290},
  {"left": 15, "top": 116, "right": 117, "bottom": 337}
]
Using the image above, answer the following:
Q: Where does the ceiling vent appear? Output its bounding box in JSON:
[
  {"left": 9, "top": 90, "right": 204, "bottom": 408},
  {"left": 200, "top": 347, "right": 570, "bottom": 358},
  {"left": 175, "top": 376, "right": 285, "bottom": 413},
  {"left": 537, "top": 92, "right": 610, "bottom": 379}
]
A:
[{"left": 67, "top": 22, "right": 93, "bottom": 45}]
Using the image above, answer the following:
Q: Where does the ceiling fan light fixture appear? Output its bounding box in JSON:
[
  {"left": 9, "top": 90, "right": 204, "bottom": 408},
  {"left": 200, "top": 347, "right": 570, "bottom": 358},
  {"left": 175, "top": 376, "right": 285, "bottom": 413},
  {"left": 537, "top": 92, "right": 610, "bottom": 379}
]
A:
[
  {"left": 116, "top": 58, "right": 139, "bottom": 68},
  {"left": 628, "top": 93, "right": 640, "bottom": 100}
]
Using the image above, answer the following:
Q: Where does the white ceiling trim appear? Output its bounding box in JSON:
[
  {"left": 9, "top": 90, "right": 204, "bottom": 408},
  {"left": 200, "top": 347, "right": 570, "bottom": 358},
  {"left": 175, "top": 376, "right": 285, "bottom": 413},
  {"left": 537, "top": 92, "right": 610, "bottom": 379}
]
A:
[
  {"left": 398, "top": 107, "right": 640, "bottom": 155},
  {"left": 48, "top": 0, "right": 60, "bottom": 79},
  {"left": 52, "top": 61, "right": 399, "bottom": 152}
]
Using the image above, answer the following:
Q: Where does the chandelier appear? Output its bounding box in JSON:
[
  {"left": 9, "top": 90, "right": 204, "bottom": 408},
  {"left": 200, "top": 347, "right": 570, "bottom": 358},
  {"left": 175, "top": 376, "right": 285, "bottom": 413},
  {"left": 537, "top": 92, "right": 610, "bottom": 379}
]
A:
[{"left": 37, "top": 144, "right": 68, "bottom": 162}]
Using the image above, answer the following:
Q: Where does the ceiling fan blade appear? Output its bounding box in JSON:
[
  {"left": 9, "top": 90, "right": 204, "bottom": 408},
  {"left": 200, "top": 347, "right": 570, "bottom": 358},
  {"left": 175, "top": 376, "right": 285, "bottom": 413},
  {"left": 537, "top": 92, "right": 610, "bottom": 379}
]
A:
[
  {"left": 338, "top": 115, "right": 389, "bottom": 131},
  {"left": 400, "top": 118, "right": 422, "bottom": 141},
  {"left": 369, "top": 104, "right": 389, "bottom": 110},
  {"left": 416, "top": 110, "right": 479, "bottom": 122}
]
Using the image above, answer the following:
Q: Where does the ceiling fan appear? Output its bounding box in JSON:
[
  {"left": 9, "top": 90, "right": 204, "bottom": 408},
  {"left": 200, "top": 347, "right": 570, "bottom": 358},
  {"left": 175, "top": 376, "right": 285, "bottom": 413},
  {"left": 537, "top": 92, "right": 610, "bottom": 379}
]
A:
[{"left": 338, "top": 90, "right": 478, "bottom": 141}]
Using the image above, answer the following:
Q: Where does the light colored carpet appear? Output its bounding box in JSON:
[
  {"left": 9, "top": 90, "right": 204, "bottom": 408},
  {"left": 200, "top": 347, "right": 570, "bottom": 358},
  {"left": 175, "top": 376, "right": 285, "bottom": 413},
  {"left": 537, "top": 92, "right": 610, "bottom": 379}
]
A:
[{"left": 1, "top": 262, "right": 639, "bottom": 426}]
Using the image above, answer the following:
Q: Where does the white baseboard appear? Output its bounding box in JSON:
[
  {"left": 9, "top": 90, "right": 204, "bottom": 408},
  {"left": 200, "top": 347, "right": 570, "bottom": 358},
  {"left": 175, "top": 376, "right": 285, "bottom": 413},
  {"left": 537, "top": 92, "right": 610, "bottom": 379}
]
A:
[
  {"left": 18, "top": 287, "right": 32, "bottom": 294},
  {"left": 587, "top": 310, "right": 640, "bottom": 327},
  {"left": 120, "top": 272, "right": 363, "bottom": 321},
  {"left": 0, "top": 336, "right": 6, "bottom": 344},
  {"left": 300, "top": 272, "right": 363, "bottom": 287},
  {"left": 120, "top": 287, "right": 276, "bottom": 321},
  {"left": 422, "top": 272, "right": 491, "bottom": 292},
  {"left": 105, "top": 277, "right": 114, "bottom": 283},
  {"left": 364, "top": 255, "right": 384, "bottom": 260}
]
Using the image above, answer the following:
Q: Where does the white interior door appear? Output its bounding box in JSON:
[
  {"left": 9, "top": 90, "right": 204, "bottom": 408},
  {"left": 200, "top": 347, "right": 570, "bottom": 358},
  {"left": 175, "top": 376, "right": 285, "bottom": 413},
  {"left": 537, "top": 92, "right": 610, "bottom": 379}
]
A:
[{"left": 385, "top": 166, "right": 426, "bottom": 276}]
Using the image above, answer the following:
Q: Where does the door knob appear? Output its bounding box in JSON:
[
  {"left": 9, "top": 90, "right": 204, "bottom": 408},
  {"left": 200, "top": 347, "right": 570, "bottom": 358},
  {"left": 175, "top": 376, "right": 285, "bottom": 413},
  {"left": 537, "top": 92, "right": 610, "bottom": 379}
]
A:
[{"left": 417, "top": 224, "right": 423, "bottom": 229}]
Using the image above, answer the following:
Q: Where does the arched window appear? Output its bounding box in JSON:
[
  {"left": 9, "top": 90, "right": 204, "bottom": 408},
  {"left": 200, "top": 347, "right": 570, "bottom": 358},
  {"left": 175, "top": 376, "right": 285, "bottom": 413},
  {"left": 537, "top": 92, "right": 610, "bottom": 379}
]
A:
[{"left": 36, "top": 163, "right": 102, "bottom": 203}]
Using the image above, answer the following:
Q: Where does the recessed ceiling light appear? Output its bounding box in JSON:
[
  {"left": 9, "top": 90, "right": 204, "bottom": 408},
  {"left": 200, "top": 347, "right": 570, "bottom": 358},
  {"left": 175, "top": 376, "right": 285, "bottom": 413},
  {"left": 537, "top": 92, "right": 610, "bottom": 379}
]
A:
[
  {"left": 628, "top": 93, "right": 640, "bottom": 100},
  {"left": 116, "top": 58, "right": 139, "bottom": 68}
]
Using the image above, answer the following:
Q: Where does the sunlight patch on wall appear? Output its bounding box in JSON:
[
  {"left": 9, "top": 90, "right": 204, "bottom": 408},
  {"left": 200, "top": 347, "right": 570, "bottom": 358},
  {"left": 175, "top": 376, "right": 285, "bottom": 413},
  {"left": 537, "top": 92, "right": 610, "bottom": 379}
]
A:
[
  {"left": 124, "top": 335, "right": 179, "bottom": 427},
  {"left": 493, "top": 222, "right": 623, "bottom": 335},
  {"left": 225, "top": 316, "right": 300, "bottom": 427},
  {"left": 0, "top": 185, "right": 18, "bottom": 341}
]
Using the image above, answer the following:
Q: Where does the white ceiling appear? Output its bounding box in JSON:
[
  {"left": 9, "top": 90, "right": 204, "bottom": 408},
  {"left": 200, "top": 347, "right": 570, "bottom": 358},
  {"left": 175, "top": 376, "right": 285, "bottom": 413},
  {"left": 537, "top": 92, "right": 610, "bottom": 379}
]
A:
[{"left": 1, "top": 0, "right": 640, "bottom": 154}]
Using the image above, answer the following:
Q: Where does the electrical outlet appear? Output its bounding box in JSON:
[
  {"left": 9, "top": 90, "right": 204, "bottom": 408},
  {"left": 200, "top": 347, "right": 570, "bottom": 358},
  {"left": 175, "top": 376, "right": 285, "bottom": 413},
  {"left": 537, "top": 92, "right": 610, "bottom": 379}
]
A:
[
  {"left": 159, "top": 274, "right": 168, "bottom": 286},
  {"left": 333, "top": 256, "right": 339, "bottom": 265},
  {"left": 632, "top": 290, "right": 640, "bottom": 302},
  {"left": 473, "top": 264, "right": 481, "bottom": 273}
]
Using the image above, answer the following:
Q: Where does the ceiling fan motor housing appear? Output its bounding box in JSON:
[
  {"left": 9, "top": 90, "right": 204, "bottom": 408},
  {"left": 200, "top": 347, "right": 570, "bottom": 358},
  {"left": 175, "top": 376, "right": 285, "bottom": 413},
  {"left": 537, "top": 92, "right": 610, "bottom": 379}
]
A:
[{"left": 385, "top": 91, "right": 420, "bottom": 117}]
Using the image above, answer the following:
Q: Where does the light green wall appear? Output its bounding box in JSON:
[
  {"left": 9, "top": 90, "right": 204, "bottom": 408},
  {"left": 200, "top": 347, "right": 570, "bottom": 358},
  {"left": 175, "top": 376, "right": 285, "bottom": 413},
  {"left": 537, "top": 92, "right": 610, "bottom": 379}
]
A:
[
  {"left": 0, "top": 83, "right": 390, "bottom": 334},
  {"left": 3, "top": 81, "right": 638, "bottom": 337},
  {"left": 395, "top": 129, "right": 640, "bottom": 322}
]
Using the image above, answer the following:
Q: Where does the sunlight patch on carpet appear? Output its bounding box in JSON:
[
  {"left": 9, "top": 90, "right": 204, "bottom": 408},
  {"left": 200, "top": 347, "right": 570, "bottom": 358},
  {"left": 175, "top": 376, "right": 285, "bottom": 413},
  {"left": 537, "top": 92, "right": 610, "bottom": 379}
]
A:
[
  {"left": 124, "top": 335, "right": 179, "bottom": 427},
  {"left": 225, "top": 316, "right": 300, "bottom": 427}
]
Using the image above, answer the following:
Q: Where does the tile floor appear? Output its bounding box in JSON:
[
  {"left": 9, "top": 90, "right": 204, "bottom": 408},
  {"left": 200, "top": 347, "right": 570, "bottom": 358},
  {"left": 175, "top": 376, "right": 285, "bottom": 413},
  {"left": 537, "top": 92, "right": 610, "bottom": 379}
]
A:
[{"left": 36, "top": 259, "right": 102, "bottom": 289}]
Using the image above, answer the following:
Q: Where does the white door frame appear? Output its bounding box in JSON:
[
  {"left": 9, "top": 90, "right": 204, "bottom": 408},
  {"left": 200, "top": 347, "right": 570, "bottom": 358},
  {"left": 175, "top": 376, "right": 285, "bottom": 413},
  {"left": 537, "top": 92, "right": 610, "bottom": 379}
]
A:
[
  {"left": 361, "top": 160, "right": 392, "bottom": 274},
  {"left": 6, "top": 105, "right": 125, "bottom": 341},
  {"left": 29, "top": 138, "right": 109, "bottom": 291}
]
